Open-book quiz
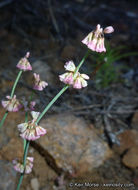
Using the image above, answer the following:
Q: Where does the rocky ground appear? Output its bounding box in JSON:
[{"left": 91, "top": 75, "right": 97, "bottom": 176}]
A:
[{"left": 0, "top": 0, "right": 138, "bottom": 190}]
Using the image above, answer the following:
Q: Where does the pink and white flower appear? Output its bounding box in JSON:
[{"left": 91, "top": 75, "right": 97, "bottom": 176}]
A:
[
  {"left": 18, "top": 111, "right": 46, "bottom": 141},
  {"left": 1, "top": 95, "right": 22, "bottom": 112},
  {"left": 64, "top": 60, "right": 76, "bottom": 72},
  {"left": 59, "top": 61, "right": 76, "bottom": 85},
  {"left": 73, "top": 73, "right": 89, "bottom": 89},
  {"left": 33, "top": 73, "right": 48, "bottom": 91},
  {"left": 59, "top": 72, "right": 74, "bottom": 85},
  {"left": 82, "top": 24, "right": 114, "bottom": 53},
  {"left": 16, "top": 52, "right": 32, "bottom": 71},
  {"left": 59, "top": 61, "right": 89, "bottom": 89},
  {"left": 13, "top": 157, "right": 34, "bottom": 174}
]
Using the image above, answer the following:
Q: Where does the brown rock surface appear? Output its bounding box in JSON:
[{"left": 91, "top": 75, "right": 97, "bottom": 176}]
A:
[
  {"left": 113, "top": 130, "right": 138, "bottom": 154},
  {"left": 0, "top": 106, "right": 25, "bottom": 148},
  {"left": 122, "top": 146, "right": 138, "bottom": 169},
  {"left": 113, "top": 129, "right": 138, "bottom": 169},
  {"left": 0, "top": 137, "right": 23, "bottom": 161},
  {"left": 38, "top": 114, "right": 112, "bottom": 176}
]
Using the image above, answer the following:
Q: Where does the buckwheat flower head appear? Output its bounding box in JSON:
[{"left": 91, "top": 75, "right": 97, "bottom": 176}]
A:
[
  {"left": 73, "top": 73, "right": 89, "bottom": 89},
  {"left": 16, "top": 52, "right": 32, "bottom": 71},
  {"left": 1, "top": 95, "right": 22, "bottom": 112},
  {"left": 59, "top": 61, "right": 76, "bottom": 85},
  {"left": 59, "top": 61, "right": 89, "bottom": 89},
  {"left": 33, "top": 73, "right": 48, "bottom": 91},
  {"left": 18, "top": 111, "right": 46, "bottom": 141},
  {"left": 13, "top": 157, "right": 34, "bottom": 174},
  {"left": 82, "top": 24, "right": 114, "bottom": 53}
]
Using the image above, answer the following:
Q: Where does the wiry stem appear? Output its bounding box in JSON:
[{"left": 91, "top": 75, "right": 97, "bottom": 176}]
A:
[
  {"left": 0, "top": 70, "right": 23, "bottom": 129},
  {"left": 11, "top": 70, "right": 22, "bottom": 98},
  {"left": 16, "top": 141, "right": 30, "bottom": 190}
]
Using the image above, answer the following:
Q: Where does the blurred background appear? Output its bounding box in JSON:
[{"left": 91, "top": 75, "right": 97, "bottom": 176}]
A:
[{"left": 0, "top": 0, "right": 138, "bottom": 190}]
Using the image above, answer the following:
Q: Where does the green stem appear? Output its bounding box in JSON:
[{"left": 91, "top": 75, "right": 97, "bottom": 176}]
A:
[
  {"left": 36, "top": 85, "right": 69, "bottom": 124},
  {"left": 36, "top": 50, "right": 90, "bottom": 124},
  {"left": 16, "top": 140, "right": 30, "bottom": 190},
  {"left": 23, "top": 112, "right": 28, "bottom": 150},
  {"left": 16, "top": 174, "right": 24, "bottom": 190},
  {"left": 11, "top": 70, "right": 22, "bottom": 98},
  {"left": 23, "top": 140, "right": 30, "bottom": 165},
  {"left": 75, "top": 50, "right": 90, "bottom": 73},
  {"left": 0, "top": 111, "right": 8, "bottom": 129},
  {"left": 0, "top": 70, "right": 23, "bottom": 129}
]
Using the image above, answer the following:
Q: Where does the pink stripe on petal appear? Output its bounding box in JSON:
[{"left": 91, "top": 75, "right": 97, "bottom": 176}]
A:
[{"left": 36, "top": 126, "right": 46, "bottom": 136}]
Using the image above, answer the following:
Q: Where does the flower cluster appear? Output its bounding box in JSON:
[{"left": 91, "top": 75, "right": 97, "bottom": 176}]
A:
[
  {"left": 33, "top": 73, "right": 48, "bottom": 91},
  {"left": 13, "top": 157, "right": 34, "bottom": 174},
  {"left": 82, "top": 24, "right": 114, "bottom": 53},
  {"left": 16, "top": 52, "right": 32, "bottom": 71},
  {"left": 59, "top": 61, "right": 89, "bottom": 89},
  {"left": 1, "top": 95, "right": 22, "bottom": 112},
  {"left": 18, "top": 111, "right": 46, "bottom": 141}
]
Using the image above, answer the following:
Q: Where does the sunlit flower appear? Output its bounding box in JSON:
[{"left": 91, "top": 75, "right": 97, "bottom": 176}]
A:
[
  {"left": 13, "top": 157, "right": 34, "bottom": 174},
  {"left": 82, "top": 24, "right": 114, "bottom": 53},
  {"left": 18, "top": 111, "right": 46, "bottom": 141},
  {"left": 33, "top": 73, "right": 48, "bottom": 91},
  {"left": 16, "top": 52, "right": 32, "bottom": 71},
  {"left": 73, "top": 73, "right": 89, "bottom": 89},
  {"left": 1, "top": 95, "right": 22, "bottom": 112}
]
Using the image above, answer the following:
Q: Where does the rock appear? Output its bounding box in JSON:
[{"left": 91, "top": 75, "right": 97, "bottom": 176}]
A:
[
  {"left": 0, "top": 106, "right": 25, "bottom": 148},
  {"left": 113, "top": 130, "right": 138, "bottom": 154},
  {"left": 0, "top": 160, "right": 17, "bottom": 190},
  {"left": 122, "top": 146, "right": 138, "bottom": 169},
  {"left": 31, "top": 178, "right": 39, "bottom": 190},
  {"left": 0, "top": 137, "right": 23, "bottom": 161},
  {"left": 32, "top": 148, "right": 57, "bottom": 189},
  {"left": 61, "top": 45, "right": 77, "bottom": 60},
  {"left": 38, "top": 114, "right": 112, "bottom": 177},
  {"left": 113, "top": 130, "right": 138, "bottom": 169}
]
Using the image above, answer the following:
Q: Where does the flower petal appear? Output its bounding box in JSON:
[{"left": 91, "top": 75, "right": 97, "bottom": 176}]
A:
[
  {"left": 36, "top": 126, "right": 46, "bottom": 136},
  {"left": 31, "top": 111, "right": 40, "bottom": 120},
  {"left": 104, "top": 26, "right": 114, "bottom": 34},
  {"left": 64, "top": 61, "right": 76, "bottom": 72}
]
